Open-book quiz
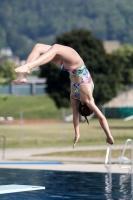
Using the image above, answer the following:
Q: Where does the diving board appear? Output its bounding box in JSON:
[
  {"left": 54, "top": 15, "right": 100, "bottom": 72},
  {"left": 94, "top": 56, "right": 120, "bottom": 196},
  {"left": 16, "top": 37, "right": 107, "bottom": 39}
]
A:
[{"left": 0, "top": 184, "right": 45, "bottom": 194}]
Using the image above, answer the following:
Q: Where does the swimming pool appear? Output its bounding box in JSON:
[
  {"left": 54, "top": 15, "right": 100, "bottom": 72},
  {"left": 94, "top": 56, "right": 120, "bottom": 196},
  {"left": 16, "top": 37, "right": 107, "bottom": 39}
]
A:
[{"left": 0, "top": 168, "right": 133, "bottom": 199}]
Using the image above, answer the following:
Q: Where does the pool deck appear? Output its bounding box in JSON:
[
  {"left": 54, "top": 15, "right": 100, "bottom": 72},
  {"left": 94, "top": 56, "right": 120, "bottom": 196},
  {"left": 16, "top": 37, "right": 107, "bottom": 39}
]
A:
[
  {"left": 0, "top": 163, "right": 129, "bottom": 174},
  {"left": 0, "top": 145, "right": 130, "bottom": 173}
]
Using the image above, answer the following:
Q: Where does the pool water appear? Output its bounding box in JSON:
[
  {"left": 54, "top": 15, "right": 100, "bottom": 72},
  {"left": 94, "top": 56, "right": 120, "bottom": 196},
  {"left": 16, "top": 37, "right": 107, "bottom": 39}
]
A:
[{"left": 0, "top": 168, "right": 133, "bottom": 200}]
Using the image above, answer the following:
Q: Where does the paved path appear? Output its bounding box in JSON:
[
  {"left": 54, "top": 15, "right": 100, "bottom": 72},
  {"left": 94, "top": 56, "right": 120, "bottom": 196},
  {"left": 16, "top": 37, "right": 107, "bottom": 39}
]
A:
[
  {"left": 0, "top": 144, "right": 126, "bottom": 162},
  {"left": 0, "top": 144, "right": 130, "bottom": 173},
  {"left": 0, "top": 163, "right": 129, "bottom": 174}
]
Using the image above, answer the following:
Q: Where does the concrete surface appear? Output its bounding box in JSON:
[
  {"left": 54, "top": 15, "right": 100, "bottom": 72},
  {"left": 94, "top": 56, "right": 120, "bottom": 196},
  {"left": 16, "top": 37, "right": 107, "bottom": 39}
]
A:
[{"left": 0, "top": 145, "right": 130, "bottom": 173}]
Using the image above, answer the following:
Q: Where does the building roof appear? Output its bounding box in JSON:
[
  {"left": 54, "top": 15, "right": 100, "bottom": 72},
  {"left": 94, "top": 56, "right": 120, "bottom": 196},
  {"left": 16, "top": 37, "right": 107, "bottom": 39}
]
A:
[
  {"left": 103, "top": 40, "right": 121, "bottom": 54},
  {"left": 26, "top": 76, "right": 46, "bottom": 83},
  {"left": 103, "top": 86, "right": 133, "bottom": 107}
]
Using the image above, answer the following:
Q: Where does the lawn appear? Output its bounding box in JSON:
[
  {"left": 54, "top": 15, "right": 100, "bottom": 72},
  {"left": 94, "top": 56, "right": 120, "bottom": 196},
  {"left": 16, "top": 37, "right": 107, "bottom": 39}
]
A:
[
  {"left": 0, "top": 119, "right": 132, "bottom": 149},
  {"left": 0, "top": 95, "right": 72, "bottom": 120},
  {"left": 33, "top": 149, "right": 131, "bottom": 160},
  {"left": 0, "top": 95, "right": 132, "bottom": 159}
]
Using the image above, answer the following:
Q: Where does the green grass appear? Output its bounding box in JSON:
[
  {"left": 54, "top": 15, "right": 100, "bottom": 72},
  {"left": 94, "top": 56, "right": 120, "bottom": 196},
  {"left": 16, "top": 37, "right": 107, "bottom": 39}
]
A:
[
  {"left": 0, "top": 119, "right": 132, "bottom": 149},
  {"left": 0, "top": 95, "right": 71, "bottom": 120},
  {"left": 33, "top": 149, "right": 131, "bottom": 159},
  {"left": 0, "top": 95, "right": 133, "bottom": 159}
]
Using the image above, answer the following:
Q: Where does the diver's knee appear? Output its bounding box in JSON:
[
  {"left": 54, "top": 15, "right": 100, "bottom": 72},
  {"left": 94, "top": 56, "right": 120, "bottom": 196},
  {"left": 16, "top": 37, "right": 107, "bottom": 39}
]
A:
[
  {"left": 52, "top": 44, "right": 59, "bottom": 48},
  {"left": 34, "top": 43, "right": 43, "bottom": 52}
]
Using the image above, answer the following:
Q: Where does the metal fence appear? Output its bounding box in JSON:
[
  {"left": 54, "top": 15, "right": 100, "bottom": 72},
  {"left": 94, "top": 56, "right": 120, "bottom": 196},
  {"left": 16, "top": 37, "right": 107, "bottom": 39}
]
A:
[{"left": 100, "top": 107, "right": 133, "bottom": 118}]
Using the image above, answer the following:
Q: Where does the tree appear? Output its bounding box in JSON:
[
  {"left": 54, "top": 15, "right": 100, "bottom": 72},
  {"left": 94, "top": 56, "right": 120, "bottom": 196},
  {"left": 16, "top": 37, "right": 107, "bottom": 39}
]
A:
[
  {"left": 0, "top": 60, "right": 16, "bottom": 100},
  {"left": 111, "top": 44, "right": 133, "bottom": 87},
  {"left": 39, "top": 62, "right": 70, "bottom": 108},
  {"left": 0, "top": 60, "right": 16, "bottom": 86},
  {"left": 1, "top": 0, "right": 133, "bottom": 59},
  {"left": 39, "top": 29, "right": 121, "bottom": 108},
  {"left": 56, "top": 29, "right": 122, "bottom": 105}
]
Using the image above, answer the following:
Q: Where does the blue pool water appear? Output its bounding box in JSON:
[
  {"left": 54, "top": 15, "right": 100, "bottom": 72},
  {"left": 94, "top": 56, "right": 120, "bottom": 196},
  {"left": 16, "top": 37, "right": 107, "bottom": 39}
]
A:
[{"left": 0, "top": 168, "right": 133, "bottom": 200}]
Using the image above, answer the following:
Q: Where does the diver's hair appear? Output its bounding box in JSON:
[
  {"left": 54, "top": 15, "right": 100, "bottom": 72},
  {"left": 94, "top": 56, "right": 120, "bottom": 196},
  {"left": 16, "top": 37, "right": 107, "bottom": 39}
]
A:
[{"left": 78, "top": 101, "right": 93, "bottom": 124}]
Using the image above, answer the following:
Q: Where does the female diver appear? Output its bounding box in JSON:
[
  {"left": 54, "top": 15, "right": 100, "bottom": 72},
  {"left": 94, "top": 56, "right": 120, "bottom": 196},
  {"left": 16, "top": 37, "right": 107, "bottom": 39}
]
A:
[{"left": 13, "top": 44, "right": 114, "bottom": 148}]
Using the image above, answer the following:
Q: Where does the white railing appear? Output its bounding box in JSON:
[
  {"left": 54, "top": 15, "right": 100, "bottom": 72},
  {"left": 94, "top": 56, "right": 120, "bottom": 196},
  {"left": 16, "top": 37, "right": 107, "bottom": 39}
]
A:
[
  {"left": 0, "top": 135, "right": 6, "bottom": 160},
  {"left": 119, "top": 139, "right": 133, "bottom": 174},
  {"left": 105, "top": 146, "right": 112, "bottom": 191},
  {"left": 105, "top": 146, "right": 112, "bottom": 172},
  {"left": 104, "top": 140, "right": 133, "bottom": 197}
]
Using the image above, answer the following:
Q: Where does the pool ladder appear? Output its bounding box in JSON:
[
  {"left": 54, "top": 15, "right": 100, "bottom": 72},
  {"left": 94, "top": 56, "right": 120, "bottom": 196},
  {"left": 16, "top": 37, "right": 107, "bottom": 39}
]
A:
[
  {"left": 0, "top": 135, "right": 6, "bottom": 160},
  {"left": 105, "top": 139, "right": 133, "bottom": 174},
  {"left": 119, "top": 139, "right": 133, "bottom": 174},
  {"left": 105, "top": 146, "right": 112, "bottom": 172},
  {"left": 105, "top": 146, "right": 112, "bottom": 190},
  {"left": 104, "top": 139, "right": 133, "bottom": 197}
]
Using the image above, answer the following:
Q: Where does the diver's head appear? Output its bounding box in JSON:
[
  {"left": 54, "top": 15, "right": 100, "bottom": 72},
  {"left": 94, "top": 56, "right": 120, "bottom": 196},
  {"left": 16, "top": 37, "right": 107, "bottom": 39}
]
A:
[{"left": 78, "top": 101, "right": 93, "bottom": 124}]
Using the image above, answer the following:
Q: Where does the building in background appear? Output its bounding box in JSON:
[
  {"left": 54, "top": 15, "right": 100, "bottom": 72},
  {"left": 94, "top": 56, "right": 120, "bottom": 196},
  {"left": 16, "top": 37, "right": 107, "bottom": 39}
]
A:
[
  {"left": 0, "top": 47, "right": 13, "bottom": 57},
  {"left": 0, "top": 76, "right": 47, "bottom": 95},
  {"left": 0, "top": 47, "right": 46, "bottom": 95},
  {"left": 101, "top": 85, "right": 133, "bottom": 118},
  {"left": 103, "top": 40, "right": 121, "bottom": 54},
  {"left": 0, "top": 47, "right": 20, "bottom": 66}
]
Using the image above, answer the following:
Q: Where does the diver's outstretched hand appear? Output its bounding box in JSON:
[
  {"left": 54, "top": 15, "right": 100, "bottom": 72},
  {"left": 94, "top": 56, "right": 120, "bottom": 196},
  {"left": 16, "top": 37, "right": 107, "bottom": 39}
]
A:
[
  {"left": 106, "top": 135, "right": 114, "bottom": 145},
  {"left": 73, "top": 134, "right": 80, "bottom": 148}
]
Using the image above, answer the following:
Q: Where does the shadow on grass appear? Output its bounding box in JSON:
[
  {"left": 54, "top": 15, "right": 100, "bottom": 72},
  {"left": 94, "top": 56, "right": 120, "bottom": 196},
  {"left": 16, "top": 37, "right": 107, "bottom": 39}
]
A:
[
  {"left": 109, "top": 126, "right": 133, "bottom": 129},
  {"left": 94, "top": 126, "right": 133, "bottom": 129}
]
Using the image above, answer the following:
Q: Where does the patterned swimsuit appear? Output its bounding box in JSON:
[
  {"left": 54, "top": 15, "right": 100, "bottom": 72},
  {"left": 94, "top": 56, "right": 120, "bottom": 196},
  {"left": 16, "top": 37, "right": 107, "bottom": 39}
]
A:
[{"left": 60, "top": 65, "right": 94, "bottom": 99}]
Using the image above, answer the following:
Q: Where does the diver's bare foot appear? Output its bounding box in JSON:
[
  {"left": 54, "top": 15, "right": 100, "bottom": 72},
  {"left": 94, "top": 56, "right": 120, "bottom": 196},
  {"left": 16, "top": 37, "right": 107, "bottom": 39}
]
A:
[
  {"left": 12, "top": 73, "right": 27, "bottom": 84},
  {"left": 14, "top": 64, "right": 30, "bottom": 74}
]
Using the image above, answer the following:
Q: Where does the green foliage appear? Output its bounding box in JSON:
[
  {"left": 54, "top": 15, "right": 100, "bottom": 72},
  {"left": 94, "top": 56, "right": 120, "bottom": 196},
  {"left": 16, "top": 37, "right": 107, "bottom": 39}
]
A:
[
  {"left": 40, "top": 29, "right": 122, "bottom": 108},
  {"left": 0, "top": 60, "right": 16, "bottom": 101},
  {"left": 0, "top": 0, "right": 133, "bottom": 58},
  {"left": 0, "top": 61, "right": 16, "bottom": 86},
  {"left": 0, "top": 25, "right": 6, "bottom": 49},
  {"left": 111, "top": 44, "right": 133, "bottom": 86},
  {"left": 0, "top": 95, "right": 65, "bottom": 120},
  {"left": 40, "top": 62, "right": 70, "bottom": 108},
  {"left": 93, "top": 54, "right": 121, "bottom": 104},
  {"left": 0, "top": 119, "right": 132, "bottom": 148}
]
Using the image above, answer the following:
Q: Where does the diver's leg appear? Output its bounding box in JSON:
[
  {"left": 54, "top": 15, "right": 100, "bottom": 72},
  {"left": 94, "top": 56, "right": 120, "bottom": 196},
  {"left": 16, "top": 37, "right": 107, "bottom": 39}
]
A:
[
  {"left": 14, "top": 44, "right": 60, "bottom": 74},
  {"left": 25, "top": 44, "right": 52, "bottom": 64},
  {"left": 13, "top": 44, "right": 52, "bottom": 83}
]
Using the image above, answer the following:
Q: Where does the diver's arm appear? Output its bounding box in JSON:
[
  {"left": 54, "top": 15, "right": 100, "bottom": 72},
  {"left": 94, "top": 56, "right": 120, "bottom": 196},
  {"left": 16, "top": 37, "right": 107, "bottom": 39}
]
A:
[{"left": 70, "top": 97, "right": 80, "bottom": 148}]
